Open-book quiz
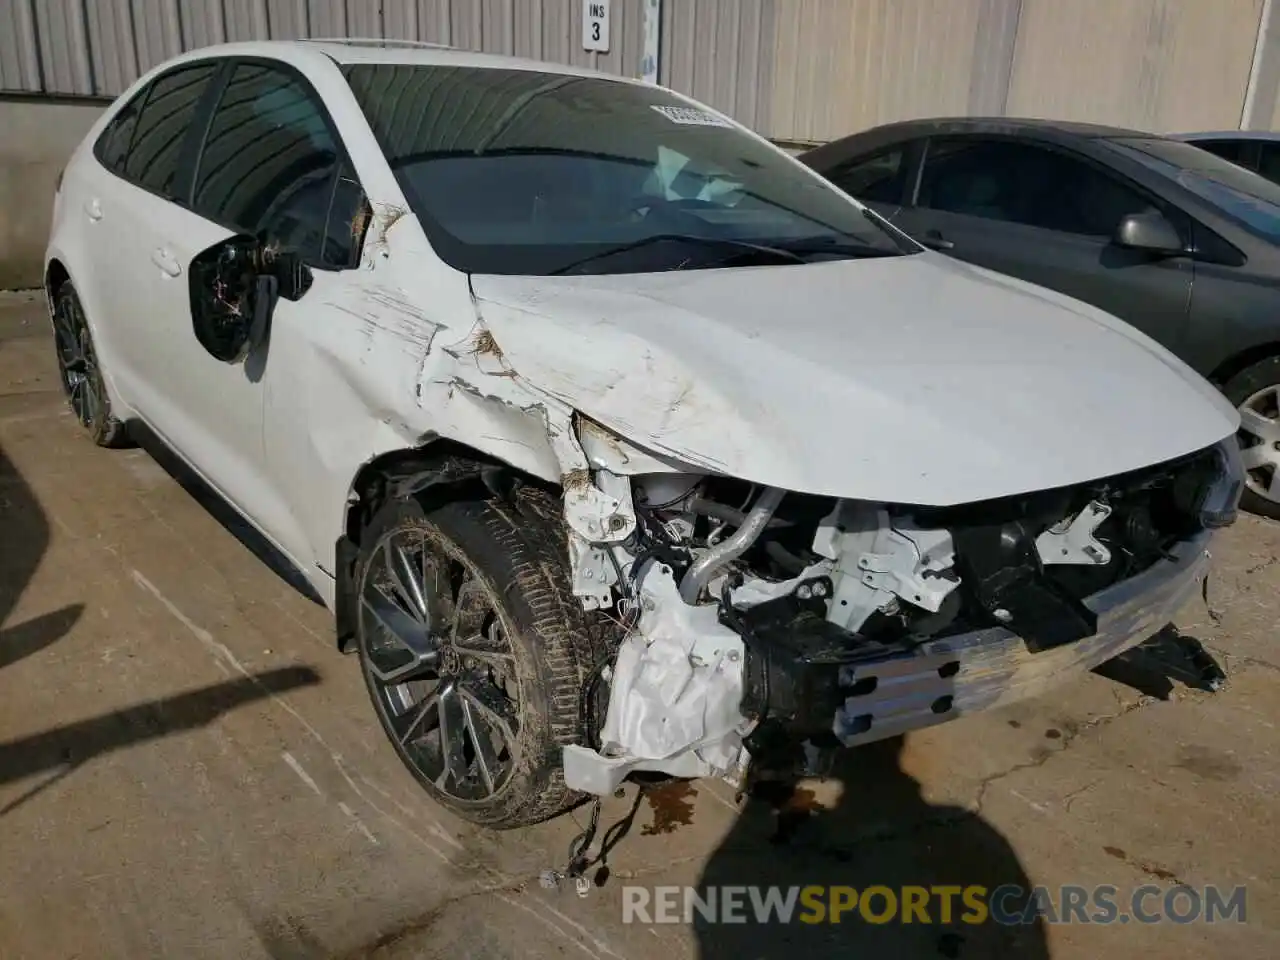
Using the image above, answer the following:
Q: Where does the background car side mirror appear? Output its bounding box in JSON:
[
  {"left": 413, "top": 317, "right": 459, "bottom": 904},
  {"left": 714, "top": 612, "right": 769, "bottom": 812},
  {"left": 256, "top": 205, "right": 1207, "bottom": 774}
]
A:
[
  {"left": 188, "top": 235, "right": 312, "bottom": 364},
  {"left": 1113, "top": 210, "right": 1185, "bottom": 255}
]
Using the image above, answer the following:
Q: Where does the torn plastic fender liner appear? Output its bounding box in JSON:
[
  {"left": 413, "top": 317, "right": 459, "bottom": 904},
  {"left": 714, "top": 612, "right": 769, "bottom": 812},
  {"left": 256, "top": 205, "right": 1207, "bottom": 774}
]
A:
[{"left": 562, "top": 565, "right": 754, "bottom": 796}]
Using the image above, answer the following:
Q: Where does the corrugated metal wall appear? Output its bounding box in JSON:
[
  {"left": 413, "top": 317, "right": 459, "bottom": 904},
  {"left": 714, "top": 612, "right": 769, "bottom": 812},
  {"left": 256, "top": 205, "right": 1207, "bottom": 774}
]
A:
[
  {"left": 0, "top": 0, "right": 646, "bottom": 97},
  {"left": 658, "top": 0, "right": 776, "bottom": 134},
  {"left": 765, "top": 0, "right": 993, "bottom": 142},
  {"left": 754, "top": 0, "right": 1266, "bottom": 143},
  {"left": 1006, "top": 0, "right": 1263, "bottom": 133},
  {"left": 0, "top": 0, "right": 1272, "bottom": 143}
]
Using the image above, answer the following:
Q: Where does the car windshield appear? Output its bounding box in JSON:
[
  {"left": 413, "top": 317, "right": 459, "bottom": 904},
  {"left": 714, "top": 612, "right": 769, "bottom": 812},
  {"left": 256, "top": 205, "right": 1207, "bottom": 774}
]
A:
[
  {"left": 342, "top": 64, "right": 912, "bottom": 275},
  {"left": 1109, "top": 136, "right": 1280, "bottom": 244}
]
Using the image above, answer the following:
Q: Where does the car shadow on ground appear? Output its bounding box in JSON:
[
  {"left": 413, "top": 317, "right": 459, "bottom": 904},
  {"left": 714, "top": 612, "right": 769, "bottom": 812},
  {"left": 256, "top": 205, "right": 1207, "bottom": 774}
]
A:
[
  {"left": 1092, "top": 623, "right": 1227, "bottom": 699},
  {"left": 0, "top": 442, "right": 323, "bottom": 818},
  {"left": 125, "top": 421, "right": 325, "bottom": 605},
  {"left": 690, "top": 736, "right": 1050, "bottom": 959}
]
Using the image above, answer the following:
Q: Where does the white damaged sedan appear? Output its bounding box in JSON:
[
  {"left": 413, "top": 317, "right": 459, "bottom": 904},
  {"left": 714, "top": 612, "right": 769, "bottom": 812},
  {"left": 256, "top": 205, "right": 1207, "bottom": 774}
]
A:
[{"left": 46, "top": 40, "right": 1243, "bottom": 829}]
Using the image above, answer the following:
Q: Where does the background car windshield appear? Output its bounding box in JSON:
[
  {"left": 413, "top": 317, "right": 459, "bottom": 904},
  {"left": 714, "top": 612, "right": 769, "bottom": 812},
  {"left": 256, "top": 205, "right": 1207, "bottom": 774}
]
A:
[
  {"left": 1110, "top": 136, "right": 1280, "bottom": 244},
  {"left": 342, "top": 64, "right": 906, "bottom": 274}
]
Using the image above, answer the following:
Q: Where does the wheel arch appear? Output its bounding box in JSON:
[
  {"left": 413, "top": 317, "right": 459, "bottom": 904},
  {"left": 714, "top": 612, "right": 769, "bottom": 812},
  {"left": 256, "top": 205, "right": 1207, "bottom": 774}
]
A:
[
  {"left": 333, "top": 438, "right": 563, "bottom": 653},
  {"left": 43, "top": 253, "right": 112, "bottom": 358},
  {"left": 1207, "top": 341, "right": 1280, "bottom": 389},
  {"left": 45, "top": 257, "right": 71, "bottom": 307}
]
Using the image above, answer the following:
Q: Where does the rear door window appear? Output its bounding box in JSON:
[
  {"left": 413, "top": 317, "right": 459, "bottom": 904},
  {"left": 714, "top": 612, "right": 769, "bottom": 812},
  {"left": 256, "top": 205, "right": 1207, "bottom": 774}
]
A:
[
  {"left": 191, "top": 61, "right": 358, "bottom": 266},
  {"left": 120, "top": 62, "right": 219, "bottom": 198}
]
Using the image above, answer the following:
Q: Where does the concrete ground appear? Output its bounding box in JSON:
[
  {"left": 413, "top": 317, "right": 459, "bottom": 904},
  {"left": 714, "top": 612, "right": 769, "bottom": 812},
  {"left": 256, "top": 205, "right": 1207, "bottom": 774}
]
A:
[{"left": 1, "top": 288, "right": 1277, "bottom": 960}]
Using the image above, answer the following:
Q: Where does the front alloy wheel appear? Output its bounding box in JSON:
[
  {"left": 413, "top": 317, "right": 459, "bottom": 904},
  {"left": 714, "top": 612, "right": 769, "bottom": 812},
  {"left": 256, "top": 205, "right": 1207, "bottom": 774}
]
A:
[
  {"left": 362, "top": 527, "right": 520, "bottom": 801},
  {"left": 354, "top": 487, "right": 608, "bottom": 829},
  {"left": 51, "top": 282, "right": 128, "bottom": 447}
]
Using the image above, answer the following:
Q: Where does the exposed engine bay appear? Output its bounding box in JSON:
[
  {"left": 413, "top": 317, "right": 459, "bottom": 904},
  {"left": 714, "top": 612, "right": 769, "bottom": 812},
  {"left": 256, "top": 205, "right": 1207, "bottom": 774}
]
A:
[{"left": 560, "top": 439, "right": 1240, "bottom": 796}]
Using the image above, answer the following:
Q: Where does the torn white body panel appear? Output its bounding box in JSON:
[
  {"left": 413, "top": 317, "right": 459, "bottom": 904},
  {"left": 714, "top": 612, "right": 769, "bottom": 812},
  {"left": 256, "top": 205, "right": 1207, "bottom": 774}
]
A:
[{"left": 469, "top": 256, "right": 1239, "bottom": 504}]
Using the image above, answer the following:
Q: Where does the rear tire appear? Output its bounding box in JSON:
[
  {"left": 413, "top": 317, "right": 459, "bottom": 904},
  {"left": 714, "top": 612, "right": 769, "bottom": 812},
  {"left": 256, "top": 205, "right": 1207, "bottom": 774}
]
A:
[
  {"left": 1222, "top": 356, "right": 1280, "bottom": 521},
  {"left": 51, "top": 281, "right": 130, "bottom": 448},
  {"left": 354, "top": 483, "right": 608, "bottom": 829}
]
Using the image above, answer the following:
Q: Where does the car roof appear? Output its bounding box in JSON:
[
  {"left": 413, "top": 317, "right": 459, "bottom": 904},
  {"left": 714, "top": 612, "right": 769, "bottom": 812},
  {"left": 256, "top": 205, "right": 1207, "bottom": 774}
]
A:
[
  {"left": 854, "top": 116, "right": 1151, "bottom": 141},
  {"left": 798, "top": 115, "right": 1160, "bottom": 166},
  {"left": 169, "top": 37, "right": 628, "bottom": 84},
  {"left": 1172, "top": 129, "right": 1280, "bottom": 142}
]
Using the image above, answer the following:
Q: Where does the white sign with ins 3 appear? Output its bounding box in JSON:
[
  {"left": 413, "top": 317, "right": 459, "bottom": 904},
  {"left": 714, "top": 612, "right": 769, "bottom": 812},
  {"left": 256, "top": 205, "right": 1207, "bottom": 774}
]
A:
[{"left": 583, "top": 0, "right": 611, "bottom": 52}]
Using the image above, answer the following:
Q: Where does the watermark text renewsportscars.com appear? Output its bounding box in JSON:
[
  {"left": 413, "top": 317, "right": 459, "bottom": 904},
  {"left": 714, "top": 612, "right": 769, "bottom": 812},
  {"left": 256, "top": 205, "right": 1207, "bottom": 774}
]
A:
[{"left": 621, "top": 884, "right": 1248, "bottom": 926}]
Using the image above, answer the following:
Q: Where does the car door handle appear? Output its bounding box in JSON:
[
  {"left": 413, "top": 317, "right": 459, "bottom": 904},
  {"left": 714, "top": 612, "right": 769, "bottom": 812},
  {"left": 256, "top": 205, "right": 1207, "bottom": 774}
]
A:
[
  {"left": 922, "top": 230, "right": 954, "bottom": 251},
  {"left": 151, "top": 247, "right": 182, "bottom": 277},
  {"left": 83, "top": 198, "right": 103, "bottom": 222}
]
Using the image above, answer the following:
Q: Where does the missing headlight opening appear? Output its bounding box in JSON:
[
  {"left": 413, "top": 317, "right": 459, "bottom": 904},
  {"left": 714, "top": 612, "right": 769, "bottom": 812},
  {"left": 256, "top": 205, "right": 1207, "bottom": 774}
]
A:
[{"left": 560, "top": 439, "right": 1238, "bottom": 797}]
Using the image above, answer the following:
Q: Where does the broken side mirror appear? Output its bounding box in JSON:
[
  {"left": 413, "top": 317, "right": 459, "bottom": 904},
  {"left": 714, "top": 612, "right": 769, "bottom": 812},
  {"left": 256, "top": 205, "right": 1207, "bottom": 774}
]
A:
[{"left": 189, "top": 234, "right": 313, "bottom": 364}]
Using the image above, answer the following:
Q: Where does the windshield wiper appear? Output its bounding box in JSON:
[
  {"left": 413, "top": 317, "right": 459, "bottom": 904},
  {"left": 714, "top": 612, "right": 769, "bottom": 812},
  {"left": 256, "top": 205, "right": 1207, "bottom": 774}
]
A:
[
  {"left": 772, "top": 236, "right": 905, "bottom": 259},
  {"left": 550, "top": 233, "right": 806, "bottom": 275}
]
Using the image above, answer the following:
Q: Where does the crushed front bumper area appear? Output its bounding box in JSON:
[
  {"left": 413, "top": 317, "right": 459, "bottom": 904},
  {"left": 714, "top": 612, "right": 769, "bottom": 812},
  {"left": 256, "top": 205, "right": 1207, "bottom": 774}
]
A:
[
  {"left": 825, "top": 529, "right": 1214, "bottom": 747},
  {"left": 562, "top": 529, "right": 1214, "bottom": 796}
]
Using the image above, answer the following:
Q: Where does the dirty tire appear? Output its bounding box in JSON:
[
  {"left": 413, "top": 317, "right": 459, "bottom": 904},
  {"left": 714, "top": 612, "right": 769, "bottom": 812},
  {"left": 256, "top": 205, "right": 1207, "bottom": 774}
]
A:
[
  {"left": 52, "top": 281, "right": 129, "bottom": 448},
  {"left": 1222, "top": 356, "right": 1280, "bottom": 522},
  {"left": 355, "top": 485, "right": 605, "bottom": 829}
]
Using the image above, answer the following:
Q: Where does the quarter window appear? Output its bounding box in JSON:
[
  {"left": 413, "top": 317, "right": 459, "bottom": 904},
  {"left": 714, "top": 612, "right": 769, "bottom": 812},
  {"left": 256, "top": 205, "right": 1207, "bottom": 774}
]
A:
[
  {"left": 825, "top": 146, "right": 908, "bottom": 204},
  {"left": 918, "top": 138, "right": 1154, "bottom": 238},
  {"left": 193, "top": 62, "right": 352, "bottom": 265},
  {"left": 122, "top": 63, "right": 218, "bottom": 197},
  {"left": 94, "top": 94, "right": 145, "bottom": 174}
]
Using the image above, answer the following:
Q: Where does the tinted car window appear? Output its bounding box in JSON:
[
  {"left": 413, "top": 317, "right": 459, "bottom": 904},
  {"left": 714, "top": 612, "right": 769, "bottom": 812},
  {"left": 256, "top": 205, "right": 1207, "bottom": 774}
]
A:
[
  {"left": 122, "top": 63, "right": 218, "bottom": 197},
  {"left": 1192, "top": 139, "right": 1243, "bottom": 163},
  {"left": 825, "top": 146, "right": 908, "bottom": 203},
  {"left": 94, "top": 90, "right": 147, "bottom": 174},
  {"left": 1110, "top": 136, "right": 1280, "bottom": 244},
  {"left": 1258, "top": 144, "right": 1280, "bottom": 185},
  {"left": 193, "top": 62, "right": 350, "bottom": 264},
  {"left": 342, "top": 64, "right": 909, "bottom": 275},
  {"left": 324, "top": 161, "right": 366, "bottom": 267},
  {"left": 919, "top": 138, "right": 1153, "bottom": 237}
]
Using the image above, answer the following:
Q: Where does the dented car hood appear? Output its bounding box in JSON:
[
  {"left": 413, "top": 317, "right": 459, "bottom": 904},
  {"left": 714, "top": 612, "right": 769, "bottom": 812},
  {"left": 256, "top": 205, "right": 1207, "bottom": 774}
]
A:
[{"left": 469, "top": 252, "right": 1238, "bottom": 506}]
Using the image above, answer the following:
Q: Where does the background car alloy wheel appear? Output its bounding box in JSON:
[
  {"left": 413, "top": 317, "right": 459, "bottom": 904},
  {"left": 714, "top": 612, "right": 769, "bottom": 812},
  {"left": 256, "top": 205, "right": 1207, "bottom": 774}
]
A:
[
  {"left": 51, "top": 282, "right": 129, "bottom": 448},
  {"left": 354, "top": 489, "right": 612, "bottom": 828},
  {"left": 1238, "top": 384, "right": 1280, "bottom": 503},
  {"left": 1223, "top": 356, "right": 1280, "bottom": 521}
]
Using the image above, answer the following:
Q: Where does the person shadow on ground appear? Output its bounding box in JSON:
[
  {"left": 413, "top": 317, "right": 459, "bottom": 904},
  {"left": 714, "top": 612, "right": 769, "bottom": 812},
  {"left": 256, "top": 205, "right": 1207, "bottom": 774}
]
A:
[
  {"left": 0, "top": 445, "right": 83, "bottom": 670},
  {"left": 691, "top": 735, "right": 1050, "bottom": 960},
  {"left": 0, "top": 443, "right": 321, "bottom": 818}
]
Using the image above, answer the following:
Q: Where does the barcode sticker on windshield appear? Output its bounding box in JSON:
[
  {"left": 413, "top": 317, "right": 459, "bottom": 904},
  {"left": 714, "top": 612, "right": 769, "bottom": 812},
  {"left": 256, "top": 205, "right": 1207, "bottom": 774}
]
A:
[{"left": 650, "top": 104, "right": 733, "bottom": 128}]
